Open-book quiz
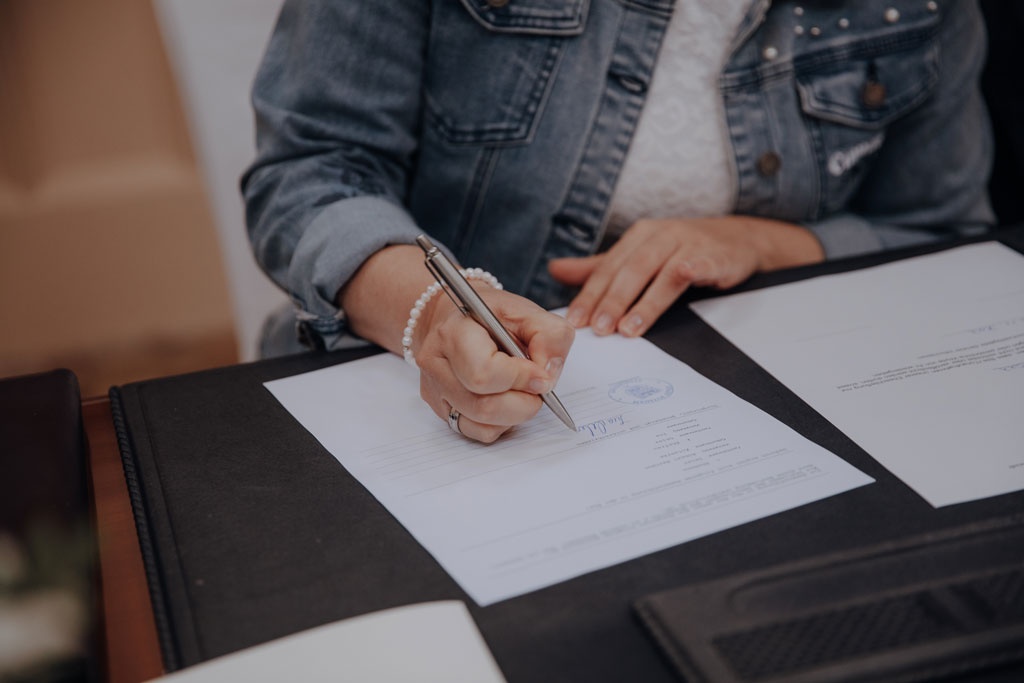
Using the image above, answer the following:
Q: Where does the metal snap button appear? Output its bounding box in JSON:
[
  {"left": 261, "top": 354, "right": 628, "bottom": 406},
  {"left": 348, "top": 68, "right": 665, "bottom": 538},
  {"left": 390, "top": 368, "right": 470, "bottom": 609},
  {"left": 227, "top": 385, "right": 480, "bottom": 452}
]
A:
[
  {"left": 757, "top": 151, "right": 782, "bottom": 177},
  {"left": 613, "top": 72, "right": 647, "bottom": 94},
  {"left": 862, "top": 81, "right": 887, "bottom": 109}
]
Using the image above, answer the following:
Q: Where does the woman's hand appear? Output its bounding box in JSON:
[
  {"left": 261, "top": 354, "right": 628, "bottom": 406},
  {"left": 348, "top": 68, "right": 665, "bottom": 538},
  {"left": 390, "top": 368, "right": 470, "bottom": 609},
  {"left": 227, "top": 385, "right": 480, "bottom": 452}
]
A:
[
  {"left": 340, "top": 245, "right": 574, "bottom": 443},
  {"left": 415, "top": 286, "right": 574, "bottom": 443},
  {"left": 548, "top": 215, "right": 824, "bottom": 337}
]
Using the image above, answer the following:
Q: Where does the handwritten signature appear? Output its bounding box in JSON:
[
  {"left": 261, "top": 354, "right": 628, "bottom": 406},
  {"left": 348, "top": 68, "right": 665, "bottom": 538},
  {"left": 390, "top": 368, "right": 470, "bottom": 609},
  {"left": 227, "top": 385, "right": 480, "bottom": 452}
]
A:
[{"left": 578, "top": 415, "right": 626, "bottom": 438}]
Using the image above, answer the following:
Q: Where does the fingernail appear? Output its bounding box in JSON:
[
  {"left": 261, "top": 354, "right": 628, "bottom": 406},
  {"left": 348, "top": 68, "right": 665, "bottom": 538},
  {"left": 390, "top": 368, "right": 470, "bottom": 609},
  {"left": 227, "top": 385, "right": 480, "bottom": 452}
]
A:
[
  {"left": 546, "top": 357, "right": 564, "bottom": 381},
  {"left": 595, "top": 313, "right": 612, "bottom": 333},
  {"left": 529, "top": 378, "right": 552, "bottom": 393},
  {"left": 622, "top": 315, "right": 643, "bottom": 336},
  {"left": 567, "top": 308, "right": 585, "bottom": 327}
]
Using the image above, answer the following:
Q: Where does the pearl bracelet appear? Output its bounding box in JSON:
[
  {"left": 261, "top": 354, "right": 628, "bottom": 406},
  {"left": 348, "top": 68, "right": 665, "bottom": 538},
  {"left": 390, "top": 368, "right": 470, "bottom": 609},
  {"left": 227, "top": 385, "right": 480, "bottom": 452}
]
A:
[{"left": 402, "top": 268, "right": 502, "bottom": 365}]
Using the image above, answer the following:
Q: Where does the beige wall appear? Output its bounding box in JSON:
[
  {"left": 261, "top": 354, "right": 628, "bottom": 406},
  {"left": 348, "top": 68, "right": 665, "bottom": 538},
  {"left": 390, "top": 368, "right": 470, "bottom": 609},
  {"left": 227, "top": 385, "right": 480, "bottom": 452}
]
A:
[{"left": 0, "top": 0, "right": 237, "bottom": 395}]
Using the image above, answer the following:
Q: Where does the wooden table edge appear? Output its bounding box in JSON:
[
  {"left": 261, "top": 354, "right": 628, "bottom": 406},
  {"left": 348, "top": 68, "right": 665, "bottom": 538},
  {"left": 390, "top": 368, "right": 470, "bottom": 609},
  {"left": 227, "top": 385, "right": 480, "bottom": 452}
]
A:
[{"left": 83, "top": 396, "right": 164, "bottom": 683}]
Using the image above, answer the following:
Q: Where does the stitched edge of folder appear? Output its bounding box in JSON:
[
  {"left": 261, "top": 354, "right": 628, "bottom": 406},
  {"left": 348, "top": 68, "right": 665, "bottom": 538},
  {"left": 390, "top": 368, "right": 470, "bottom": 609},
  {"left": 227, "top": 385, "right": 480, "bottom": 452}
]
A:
[{"left": 109, "top": 385, "right": 180, "bottom": 671}]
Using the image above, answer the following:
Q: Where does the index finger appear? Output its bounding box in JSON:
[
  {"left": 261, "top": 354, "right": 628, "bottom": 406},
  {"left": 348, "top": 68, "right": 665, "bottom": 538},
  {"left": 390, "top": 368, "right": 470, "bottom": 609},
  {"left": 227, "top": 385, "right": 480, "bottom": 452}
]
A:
[
  {"left": 442, "top": 315, "right": 554, "bottom": 395},
  {"left": 497, "top": 304, "right": 576, "bottom": 379}
]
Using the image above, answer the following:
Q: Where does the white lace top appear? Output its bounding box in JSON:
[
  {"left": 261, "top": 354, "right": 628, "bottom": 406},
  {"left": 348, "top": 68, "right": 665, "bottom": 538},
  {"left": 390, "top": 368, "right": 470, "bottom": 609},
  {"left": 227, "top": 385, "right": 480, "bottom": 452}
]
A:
[{"left": 605, "top": 0, "right": 751, "bottom": 240}]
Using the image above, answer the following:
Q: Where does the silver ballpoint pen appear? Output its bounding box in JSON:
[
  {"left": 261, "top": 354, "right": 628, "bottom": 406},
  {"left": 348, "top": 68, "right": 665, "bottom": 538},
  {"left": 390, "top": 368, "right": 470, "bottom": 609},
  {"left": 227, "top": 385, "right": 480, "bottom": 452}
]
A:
[{"left": 415, "top": 235, "right": 577, "bottom": 432}]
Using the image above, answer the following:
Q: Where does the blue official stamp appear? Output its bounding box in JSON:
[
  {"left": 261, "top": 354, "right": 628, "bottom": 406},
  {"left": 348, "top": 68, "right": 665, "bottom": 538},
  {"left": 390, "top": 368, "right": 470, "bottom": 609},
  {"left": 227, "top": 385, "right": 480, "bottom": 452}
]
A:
[{"left": 608, "top": 377, "right": 673, "bottom": 405}]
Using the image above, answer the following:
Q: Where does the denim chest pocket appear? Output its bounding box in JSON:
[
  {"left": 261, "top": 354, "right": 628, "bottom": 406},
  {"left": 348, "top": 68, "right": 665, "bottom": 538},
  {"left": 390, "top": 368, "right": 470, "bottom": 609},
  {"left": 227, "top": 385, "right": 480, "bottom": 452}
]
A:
[
  {"left": 795, "top": 22, "right": 939, "bottom": 215},
  {"left": 423, "top": 0, "right": 589, "bottom": 145}
]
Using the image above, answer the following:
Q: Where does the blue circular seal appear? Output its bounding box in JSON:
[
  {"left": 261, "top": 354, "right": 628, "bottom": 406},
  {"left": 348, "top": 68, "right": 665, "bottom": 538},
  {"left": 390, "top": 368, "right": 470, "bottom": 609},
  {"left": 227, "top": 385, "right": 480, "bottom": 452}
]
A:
[{"left": 608, "top": 377, "right": 674, "bottom": 405}]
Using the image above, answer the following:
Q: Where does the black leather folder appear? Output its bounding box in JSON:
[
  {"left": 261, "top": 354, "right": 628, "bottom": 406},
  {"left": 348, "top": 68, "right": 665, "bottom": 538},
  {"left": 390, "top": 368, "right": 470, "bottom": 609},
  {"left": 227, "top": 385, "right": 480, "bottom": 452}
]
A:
[{"left": 109, "top": 229, "right": 1024, "bottom": 682}]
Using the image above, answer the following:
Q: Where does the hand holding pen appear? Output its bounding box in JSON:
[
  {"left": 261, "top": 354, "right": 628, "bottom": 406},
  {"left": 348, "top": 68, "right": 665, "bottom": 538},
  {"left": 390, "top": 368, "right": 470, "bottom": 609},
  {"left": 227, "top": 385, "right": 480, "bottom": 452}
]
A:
[{"left": 405, "top": 236, "right": 576, "bottom": 443}]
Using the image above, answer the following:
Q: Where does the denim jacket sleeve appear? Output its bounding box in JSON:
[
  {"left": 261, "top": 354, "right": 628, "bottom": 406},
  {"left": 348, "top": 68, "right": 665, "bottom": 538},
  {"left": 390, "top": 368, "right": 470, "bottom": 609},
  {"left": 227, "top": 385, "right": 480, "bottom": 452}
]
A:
[
  {"left": 801, "top": 1, "right": 994, "bottom": 258},
  {"left": 241, "top": 0, "right": 429, "bottom": 347}
]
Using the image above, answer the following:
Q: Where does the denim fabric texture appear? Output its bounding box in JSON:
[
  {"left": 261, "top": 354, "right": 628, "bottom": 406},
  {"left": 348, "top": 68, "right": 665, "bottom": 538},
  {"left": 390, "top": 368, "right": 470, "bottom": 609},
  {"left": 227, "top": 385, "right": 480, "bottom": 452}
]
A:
[{"left": 242, "top": 0, "right": 994, "bottom": 353}]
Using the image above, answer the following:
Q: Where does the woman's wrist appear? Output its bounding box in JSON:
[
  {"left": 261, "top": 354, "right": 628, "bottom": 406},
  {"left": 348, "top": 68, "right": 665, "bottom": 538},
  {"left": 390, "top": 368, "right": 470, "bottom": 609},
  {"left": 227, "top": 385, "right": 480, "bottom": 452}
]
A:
[
  {"left": 738, "top": 215, "right": 825, "bottom": 271},
  {"left": 408, "top": 273, "right": 500, "bottom": 362},
  {"left": 338, "top": 244, "right": 438, "bottom": 354},
  {"left": 338, "top": 243, "right": 505, "bottom": 360}
]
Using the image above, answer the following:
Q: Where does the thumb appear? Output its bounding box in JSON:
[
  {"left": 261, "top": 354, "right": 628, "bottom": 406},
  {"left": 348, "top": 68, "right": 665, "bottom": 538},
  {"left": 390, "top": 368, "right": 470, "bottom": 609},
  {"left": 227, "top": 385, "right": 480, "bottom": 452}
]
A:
[{"left": 548, "top": 255, "right": 602, "bottom": 286}]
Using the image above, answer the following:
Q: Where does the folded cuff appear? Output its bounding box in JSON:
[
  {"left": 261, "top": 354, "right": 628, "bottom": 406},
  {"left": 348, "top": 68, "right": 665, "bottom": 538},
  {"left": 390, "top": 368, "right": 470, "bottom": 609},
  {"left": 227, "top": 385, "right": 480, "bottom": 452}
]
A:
[
  {"left": 286, "top": 195, "right": 421, "bottom": 348},
  {"left": 803, "top": 212, "right": 973, "bottom": 261},
  {"left": 804, "top": 213, "right": 885, "bottom": 260}
]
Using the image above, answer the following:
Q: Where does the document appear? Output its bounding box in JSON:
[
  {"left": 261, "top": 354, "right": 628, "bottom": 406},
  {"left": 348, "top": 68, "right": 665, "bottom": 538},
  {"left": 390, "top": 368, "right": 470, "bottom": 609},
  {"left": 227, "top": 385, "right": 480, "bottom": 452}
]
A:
[
  {"left": 691, "top": 242, "right": 1024, "bottom": 508},
  {"left": 147, "top": 601, "right": 505, "bottom": 682},
  {"left": 266, "top": 329, "right": 872, "bottom": 605}
]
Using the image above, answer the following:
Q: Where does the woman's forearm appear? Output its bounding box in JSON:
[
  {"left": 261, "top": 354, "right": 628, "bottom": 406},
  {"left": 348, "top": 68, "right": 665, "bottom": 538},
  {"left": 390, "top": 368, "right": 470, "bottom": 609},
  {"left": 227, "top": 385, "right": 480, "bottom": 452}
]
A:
[{"left": 338, "top": 245, "right": 443, "bottom": 355}]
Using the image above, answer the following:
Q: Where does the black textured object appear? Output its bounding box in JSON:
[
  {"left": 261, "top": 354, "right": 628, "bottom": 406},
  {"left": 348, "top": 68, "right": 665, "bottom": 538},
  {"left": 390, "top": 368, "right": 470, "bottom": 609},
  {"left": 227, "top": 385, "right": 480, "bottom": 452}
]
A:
[
  {"left": 0, "top": 369, "right": 86, "bottom": 534},
  {"left": 0, "top": 369, "right": 100, "bottom": 682},
  {"left": 108, "top": 231, "right": 1024, "bottom": 683},
  {"left": 635, "top": 517, "right": 1024, "bottom": 683},
  {"left": 980, "top": 1, "right": 1024, "bottom": 225}
]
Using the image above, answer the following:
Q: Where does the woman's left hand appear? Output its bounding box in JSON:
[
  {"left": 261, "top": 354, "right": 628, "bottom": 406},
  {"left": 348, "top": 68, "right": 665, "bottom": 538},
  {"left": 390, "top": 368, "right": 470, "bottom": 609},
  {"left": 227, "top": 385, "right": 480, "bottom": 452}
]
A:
[{"left": 548, "top": 215, "right": 824, "bottom": 337}]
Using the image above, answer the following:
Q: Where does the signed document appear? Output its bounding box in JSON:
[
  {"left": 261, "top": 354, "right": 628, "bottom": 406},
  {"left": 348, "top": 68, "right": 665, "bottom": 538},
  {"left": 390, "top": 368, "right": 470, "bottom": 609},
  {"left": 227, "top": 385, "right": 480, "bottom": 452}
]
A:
[
  {"left": 266, "top": 330, "right": 871, "bottom": 605},
  {"left": 691, "top": 242, "right": 1024, "bottom": 508}
]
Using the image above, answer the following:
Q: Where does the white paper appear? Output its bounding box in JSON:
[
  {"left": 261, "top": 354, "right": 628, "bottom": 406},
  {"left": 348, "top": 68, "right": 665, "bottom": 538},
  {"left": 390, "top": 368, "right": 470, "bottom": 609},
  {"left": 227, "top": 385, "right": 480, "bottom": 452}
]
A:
[
  {"left": 691, "top": 242, "right": 1024, "bottom": 508},
  {"left": 266, "top": 330, "right": 871, "bottom": 605},
  {"left": 147, "top": 601, "right": 505, "bottom": 682}
]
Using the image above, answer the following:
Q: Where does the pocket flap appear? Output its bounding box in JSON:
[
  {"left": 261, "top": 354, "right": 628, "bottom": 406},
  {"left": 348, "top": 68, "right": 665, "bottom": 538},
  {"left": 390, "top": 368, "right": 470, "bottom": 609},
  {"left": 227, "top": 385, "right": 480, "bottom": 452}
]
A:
[
  {"left": 459, "top": 0, "right": 589, "bottom": 35},
  {"left": 796, "top": 34, "right": 939, "bottom": 130}
]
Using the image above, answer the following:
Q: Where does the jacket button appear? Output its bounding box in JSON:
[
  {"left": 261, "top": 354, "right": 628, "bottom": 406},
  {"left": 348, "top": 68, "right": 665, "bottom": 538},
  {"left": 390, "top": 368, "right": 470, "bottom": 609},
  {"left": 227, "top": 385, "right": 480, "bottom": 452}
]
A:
[
  {"left": 757, "top": 151, "right": 782, "bottom": 177},
  {"left": 613, "top": 73, "right": 647, "bottom": 94},
  {"left": 487, "top": 0, "right": 509, "bottom": 7},
  {"left": 862, "top": 81, "right": 887, "bottom": 109}
]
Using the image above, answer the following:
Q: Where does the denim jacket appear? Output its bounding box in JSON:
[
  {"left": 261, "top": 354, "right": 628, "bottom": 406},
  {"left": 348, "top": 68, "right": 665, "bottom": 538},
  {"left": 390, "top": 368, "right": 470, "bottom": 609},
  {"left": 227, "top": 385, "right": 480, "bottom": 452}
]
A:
[{"left": 243, "top": 0, "right": 993, "bottom": 351}]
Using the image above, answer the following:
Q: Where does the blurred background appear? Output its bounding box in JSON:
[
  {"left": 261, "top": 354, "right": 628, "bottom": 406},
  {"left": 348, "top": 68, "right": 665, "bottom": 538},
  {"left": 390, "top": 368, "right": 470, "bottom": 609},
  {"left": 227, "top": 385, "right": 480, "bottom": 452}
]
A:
[{"left": 0, "top": 0, "right": 285, "bottom": 397}]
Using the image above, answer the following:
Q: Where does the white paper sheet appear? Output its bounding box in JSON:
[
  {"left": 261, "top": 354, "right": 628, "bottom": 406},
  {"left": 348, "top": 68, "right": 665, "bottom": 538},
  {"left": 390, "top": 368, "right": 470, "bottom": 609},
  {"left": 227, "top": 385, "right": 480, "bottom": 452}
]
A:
[
  {"left": 147, "top": 601, "right": 505, "bottom": 682},
  {"left": 691, "top": 242, "right": 1024, "bottom": 508},
  {"left": 266, "top": 330, "right": 872, "bottom": 605}
]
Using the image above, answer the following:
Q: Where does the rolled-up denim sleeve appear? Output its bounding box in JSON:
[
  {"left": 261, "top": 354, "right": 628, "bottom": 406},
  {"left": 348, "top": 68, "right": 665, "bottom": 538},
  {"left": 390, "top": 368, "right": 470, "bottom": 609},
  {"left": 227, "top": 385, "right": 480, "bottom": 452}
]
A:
[
  {"left": 241, "top": 0, "right": 429, "bottom": 347},
  {"left": 804, "top": 0, "right": 994, "bottom": 260}
]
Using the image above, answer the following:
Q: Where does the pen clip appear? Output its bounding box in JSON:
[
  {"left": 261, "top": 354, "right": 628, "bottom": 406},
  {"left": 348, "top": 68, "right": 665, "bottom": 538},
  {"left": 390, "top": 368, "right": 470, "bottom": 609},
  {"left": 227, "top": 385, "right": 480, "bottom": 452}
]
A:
[{"left": 424, "top": 253, "right": 469, "bottom": 317}]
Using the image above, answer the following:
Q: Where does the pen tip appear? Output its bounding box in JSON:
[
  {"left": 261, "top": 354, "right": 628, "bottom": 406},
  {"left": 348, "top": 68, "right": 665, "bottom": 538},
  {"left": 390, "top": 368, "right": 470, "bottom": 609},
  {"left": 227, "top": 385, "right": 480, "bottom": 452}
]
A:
[{"left": 544, "top": 393, "right": 576, "bottom": 432}]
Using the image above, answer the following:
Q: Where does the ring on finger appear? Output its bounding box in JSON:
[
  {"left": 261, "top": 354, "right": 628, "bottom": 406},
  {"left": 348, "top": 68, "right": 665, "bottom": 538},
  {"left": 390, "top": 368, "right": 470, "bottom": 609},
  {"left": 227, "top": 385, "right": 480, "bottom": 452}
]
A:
[{"left": 447, "top": 405, "right": 463, "bottom": 435}]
